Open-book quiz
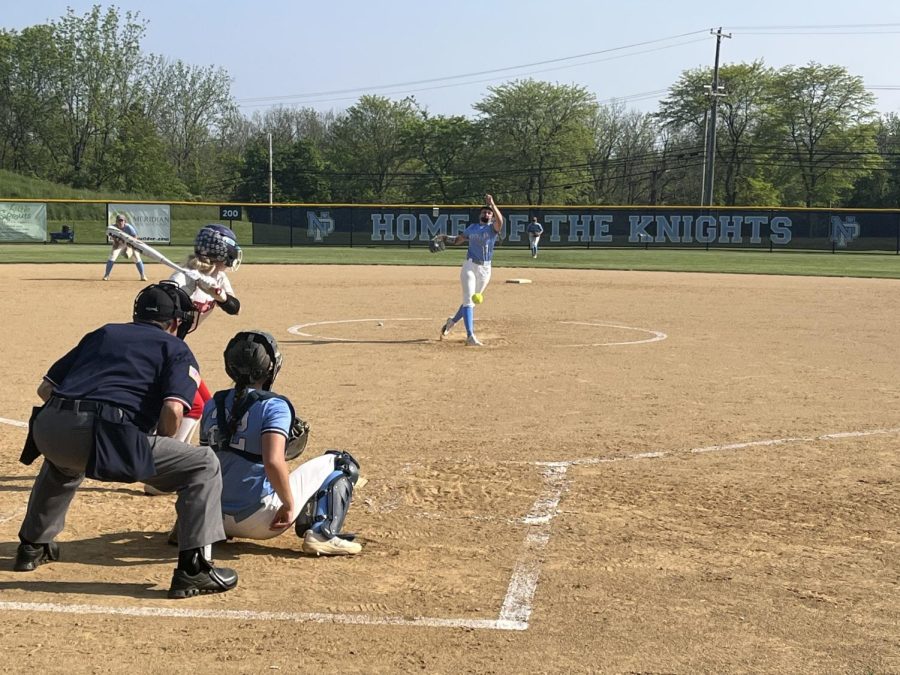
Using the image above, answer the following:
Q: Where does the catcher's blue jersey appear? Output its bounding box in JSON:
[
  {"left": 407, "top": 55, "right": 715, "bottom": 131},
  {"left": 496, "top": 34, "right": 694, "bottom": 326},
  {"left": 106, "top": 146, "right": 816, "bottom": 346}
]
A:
[
  {"left": 464, "top": 223, "right": 499, "bottom": 263},
  {"left": 200, "top": 389, "right": 293, "bottom": 514}
]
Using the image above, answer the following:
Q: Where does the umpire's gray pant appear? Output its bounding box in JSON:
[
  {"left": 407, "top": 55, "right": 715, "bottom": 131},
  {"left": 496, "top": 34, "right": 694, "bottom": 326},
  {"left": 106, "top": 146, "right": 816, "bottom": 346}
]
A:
[{"left": 18, "top": 405, "right": 226, "bottom": 551}]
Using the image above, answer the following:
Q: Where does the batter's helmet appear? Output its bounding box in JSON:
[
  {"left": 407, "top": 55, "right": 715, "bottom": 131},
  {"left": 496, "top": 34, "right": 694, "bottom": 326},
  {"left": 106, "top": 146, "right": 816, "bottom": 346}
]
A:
[
  {"left": 133, "top": 282, "right": 198, "bottom": 339},
  {"left": 224, "top": 330, "right": 282, "bottom": 390},
  {"left": 195, "top": 224, "right": 242, "bottom": 270}
]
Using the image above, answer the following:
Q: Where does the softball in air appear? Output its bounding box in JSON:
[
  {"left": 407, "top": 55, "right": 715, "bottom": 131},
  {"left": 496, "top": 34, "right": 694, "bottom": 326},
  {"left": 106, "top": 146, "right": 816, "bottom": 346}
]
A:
[{"left": 471, "top": 292, "right": 484, "bottom": 304}]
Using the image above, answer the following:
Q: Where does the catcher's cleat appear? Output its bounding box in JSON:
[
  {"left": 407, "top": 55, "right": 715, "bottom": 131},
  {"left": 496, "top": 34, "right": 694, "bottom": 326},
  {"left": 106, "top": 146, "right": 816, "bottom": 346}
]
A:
[
  {"left": 302, "top": 530, "right": 362, "bottom": 556},
  {"left": 465, "top": 335, "right": 483, "bottom": 347},
  {"left": 440, "top": 318, "right": 454, "bottom": 339},
  {"left": 14, "top": 542, "right": 60, "bottom": 572}
]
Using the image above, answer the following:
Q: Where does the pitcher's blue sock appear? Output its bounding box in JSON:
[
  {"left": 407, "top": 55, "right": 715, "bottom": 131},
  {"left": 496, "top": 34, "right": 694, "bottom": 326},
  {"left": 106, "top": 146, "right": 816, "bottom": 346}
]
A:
[
  {"left": 463, "top": 306, "right": 474, "bottom": 336},
  {"left": 104, "top": 260, "right": 114, "bottom": 277},
  {"left": 451, "top": 305, "right": 465, "bottom": 323}
]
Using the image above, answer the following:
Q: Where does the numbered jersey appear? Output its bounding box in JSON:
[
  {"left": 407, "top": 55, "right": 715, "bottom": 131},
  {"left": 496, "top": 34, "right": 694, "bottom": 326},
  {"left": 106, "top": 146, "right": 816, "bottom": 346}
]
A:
[
  {"left": 169, "top": 269, "right": 234, "bottom": 327},
  {"left": 199, "top": 388, "right": 292, "bottom": 514}
]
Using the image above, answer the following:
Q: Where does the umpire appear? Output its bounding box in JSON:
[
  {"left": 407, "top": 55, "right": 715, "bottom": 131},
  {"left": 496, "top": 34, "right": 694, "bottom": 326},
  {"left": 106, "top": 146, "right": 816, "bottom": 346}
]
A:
[{"left": 14, "top": 281, "right": 238, "bottom": 599}]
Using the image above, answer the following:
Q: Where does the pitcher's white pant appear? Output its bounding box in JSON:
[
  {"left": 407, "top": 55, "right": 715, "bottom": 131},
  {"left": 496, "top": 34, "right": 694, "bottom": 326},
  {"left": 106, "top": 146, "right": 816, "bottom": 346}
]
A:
[
  {"left": 222, "top": 454, "right": 339, "bottom": 540},
  {"left": 460, "top": 258, "right": 492, "bottom": 307}
]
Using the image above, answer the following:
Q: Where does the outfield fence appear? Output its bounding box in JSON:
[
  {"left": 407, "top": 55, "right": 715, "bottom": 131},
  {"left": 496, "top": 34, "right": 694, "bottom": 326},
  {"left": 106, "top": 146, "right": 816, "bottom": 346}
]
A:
[{"left": 1, "top": 200, "right": 899, "bottom": 253}]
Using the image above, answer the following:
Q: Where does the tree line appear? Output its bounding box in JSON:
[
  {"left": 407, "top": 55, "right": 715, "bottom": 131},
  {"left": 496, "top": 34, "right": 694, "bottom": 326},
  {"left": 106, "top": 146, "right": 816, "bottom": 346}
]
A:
[{"left": 2, "top": 6, "right": 898, "bottom": 208}]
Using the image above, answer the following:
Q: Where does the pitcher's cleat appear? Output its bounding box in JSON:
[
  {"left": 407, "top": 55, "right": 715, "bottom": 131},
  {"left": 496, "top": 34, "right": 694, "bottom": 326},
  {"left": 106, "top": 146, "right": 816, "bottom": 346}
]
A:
[
  {"left": 465, "top": 335, "right": 483, "bottom": 347},
  {"left": 440, "top": 318, "right": 454, "bottom": 339}
]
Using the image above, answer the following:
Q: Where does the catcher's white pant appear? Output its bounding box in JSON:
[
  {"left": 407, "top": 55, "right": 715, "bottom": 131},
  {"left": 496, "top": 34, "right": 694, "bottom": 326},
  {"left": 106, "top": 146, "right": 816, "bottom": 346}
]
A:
[
  {"left": 108, "top": 243, "right": 142, "bottom": 263},
  {"left": 222, "top": 454, "right": 339, "bottom": 540},
  {"left": 460, "top": 258, "right": 491, "bottom": 307}
]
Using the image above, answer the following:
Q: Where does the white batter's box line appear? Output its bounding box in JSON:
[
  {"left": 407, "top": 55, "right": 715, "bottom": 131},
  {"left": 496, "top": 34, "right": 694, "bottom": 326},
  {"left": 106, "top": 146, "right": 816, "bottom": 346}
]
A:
[
  {"left": 0, "top": 464, "right": 569, "bottom": 633},
  {"left": 0, "top": 417, "right": 27, "bottom": 429}
]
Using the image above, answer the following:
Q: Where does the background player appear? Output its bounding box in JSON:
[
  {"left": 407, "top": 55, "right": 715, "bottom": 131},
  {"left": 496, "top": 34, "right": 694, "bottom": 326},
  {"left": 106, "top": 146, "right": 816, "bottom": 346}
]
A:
[
  {"left": 438, "top": 194, "right": 504, "bottom": 346},
  {"left": 527, "top": 216, "right": 544, "bottom": 258},
  {"left": 199, "top": 330, "right": 362, "bottom": 555},
  {"left": 103, "top": 214, "right": 147, "bottom": 281},
  {"left": 168, "top": 224, "right": 242, "bottom": 443}
]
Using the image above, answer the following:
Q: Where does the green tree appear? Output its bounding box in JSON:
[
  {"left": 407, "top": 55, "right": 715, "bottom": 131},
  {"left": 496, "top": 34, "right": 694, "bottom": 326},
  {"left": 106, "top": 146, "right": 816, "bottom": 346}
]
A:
[
  {"left": 50, "top": 5, "right": 148, "bottom": 187},
  {"left": 406, "top": 111, "right": 478, "bottom": 202},
  {"left": 474, "top": 79, "right": 597, "bottom": 205},
  {"left": 234, "top": 133, "right": 330, "bottom": 203},
  {"left": 771, "top": 62, "right": 879, "bottom": 207},
  {"left": 326, "top": 95, "right": 420, "bottom": 202},
  {"left": 845, "top": 113, "right": 900, "bottom": 208},
  {"left": 657, "top": 61, "right": 780, "bottom": 205}
]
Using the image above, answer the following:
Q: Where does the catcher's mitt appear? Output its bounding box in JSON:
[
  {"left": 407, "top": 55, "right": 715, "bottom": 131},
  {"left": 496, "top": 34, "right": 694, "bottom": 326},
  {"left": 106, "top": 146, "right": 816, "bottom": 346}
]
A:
[{"left": 429, "top": 236, "right": 446, "bottom": 253}]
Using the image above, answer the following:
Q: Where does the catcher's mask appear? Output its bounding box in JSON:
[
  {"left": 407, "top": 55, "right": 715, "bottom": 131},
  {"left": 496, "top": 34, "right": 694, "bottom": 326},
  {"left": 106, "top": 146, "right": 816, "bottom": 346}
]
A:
[
  {"left": 133, "top": 282, "right": 198, "bottom": 340},
  {"left": 224, "top": 330, "right": 283, "bottom": 390},
  {"left": 195, "top": 224, "right": 242, "bottom": 270}
]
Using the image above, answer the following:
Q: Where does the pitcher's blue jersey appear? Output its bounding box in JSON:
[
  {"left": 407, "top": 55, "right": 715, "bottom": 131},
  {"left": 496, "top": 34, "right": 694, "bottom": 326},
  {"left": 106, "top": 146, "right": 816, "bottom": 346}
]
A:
[
  {"left": 200, "top": 389, "right": 293, "bottom": 514},
  {"left": 464, "top": 223, "right": 499, "bottom": 263}
]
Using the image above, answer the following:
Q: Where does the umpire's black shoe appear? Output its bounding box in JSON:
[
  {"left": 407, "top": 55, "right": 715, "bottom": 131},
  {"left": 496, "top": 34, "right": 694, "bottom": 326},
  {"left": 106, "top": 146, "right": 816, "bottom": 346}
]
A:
[
  {"left": 14, "top": 542, "right": 60, "bottom": 572},
  {"left": 168, "top": 566, "right": 238, "bottom": 599}
]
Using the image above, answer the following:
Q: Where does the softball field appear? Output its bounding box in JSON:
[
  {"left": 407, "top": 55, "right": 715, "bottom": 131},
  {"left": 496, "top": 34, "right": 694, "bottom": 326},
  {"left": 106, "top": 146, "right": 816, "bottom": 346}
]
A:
[{"left": 0, "top": 263, "right": 897, "bottom": 673}]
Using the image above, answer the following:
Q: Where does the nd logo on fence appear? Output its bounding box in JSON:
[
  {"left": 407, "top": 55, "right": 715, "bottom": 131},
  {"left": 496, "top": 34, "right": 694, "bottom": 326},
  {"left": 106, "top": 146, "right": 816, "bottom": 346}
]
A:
[
  {"left": 307, "top": 211, "right": 335, "bottom": 242},
  {"left": 830, "top": 216, "right": 860, "bottom": 248}
]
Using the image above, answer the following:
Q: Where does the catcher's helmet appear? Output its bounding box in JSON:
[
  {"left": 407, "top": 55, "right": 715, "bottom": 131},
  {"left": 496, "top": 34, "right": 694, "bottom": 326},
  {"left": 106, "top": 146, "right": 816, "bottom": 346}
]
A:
[
  {"left": 195, "top": 224, "right": 242, "bottom": 270},
  {"left": 133, "top": 281, "right": 198, "bottom": 339},
  {"left": 224, "top": 330, "right": 282, "bottom": 390}
]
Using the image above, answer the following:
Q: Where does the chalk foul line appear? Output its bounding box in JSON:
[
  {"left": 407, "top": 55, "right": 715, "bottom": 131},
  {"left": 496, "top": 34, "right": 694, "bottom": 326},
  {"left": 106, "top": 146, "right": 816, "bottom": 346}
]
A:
[{"left": 497, "top": 463, "right": 569, "bottom": 627}]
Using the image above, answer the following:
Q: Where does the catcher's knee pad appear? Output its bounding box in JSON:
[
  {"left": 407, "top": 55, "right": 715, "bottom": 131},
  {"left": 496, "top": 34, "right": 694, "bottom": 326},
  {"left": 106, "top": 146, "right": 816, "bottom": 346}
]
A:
[{"left": 294, "top": 451, "right": 359, "bottom": 539}]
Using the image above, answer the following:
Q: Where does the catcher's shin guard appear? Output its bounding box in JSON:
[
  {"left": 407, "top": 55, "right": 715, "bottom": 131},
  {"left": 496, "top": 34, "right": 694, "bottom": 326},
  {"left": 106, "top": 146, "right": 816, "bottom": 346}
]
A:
[{"left": 294, "top": 451, "right": 359, "bottom": 539}]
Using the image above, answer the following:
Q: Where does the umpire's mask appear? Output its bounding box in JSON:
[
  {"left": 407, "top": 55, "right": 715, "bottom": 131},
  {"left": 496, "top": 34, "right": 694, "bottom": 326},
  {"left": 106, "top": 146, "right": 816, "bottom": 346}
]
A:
[{"left": 133, "top": 281, "right": 198, "bottom": 340}]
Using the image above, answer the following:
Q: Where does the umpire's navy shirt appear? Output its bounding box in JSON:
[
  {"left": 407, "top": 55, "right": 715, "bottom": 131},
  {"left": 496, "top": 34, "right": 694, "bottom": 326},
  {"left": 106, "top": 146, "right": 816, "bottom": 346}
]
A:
[{"left": 44, "top": 322, "right": 200, "bottom": 433}]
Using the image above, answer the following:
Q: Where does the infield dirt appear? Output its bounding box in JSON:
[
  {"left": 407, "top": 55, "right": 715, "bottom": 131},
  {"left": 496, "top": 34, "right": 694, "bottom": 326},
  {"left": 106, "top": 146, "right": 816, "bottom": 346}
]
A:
[{"left": 0, "top": 263, "right": 897, "bottom": 673}]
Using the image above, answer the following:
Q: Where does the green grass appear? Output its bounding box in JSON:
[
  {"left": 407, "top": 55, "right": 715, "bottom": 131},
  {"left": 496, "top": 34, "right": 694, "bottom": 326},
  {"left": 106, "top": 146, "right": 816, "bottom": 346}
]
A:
[{"left": 2, "top": 244, "right": 899, "bottom": 278}]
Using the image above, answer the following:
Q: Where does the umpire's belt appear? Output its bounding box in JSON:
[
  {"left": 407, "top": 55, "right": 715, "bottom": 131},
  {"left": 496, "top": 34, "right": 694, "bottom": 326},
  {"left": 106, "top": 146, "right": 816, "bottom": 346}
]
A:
[
  {"left": 467, "top": 256, "right": 488, "bottom": 265},
  {"left": 47, "top": 396, "right": 128, "bottom": 421}
]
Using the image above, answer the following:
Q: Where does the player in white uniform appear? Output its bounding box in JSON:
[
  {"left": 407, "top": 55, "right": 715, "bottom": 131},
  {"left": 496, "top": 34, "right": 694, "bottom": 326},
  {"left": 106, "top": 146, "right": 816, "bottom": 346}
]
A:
[
  {"left": 438, "top": 194, "right": 504, "bottom": 347},
  {"left": 527, "top": 216, "right": 544, "bottom": 258},
  {"left": 199, "top": 331, "right": 362, "bottom": 555},
  {"left": 103, "top": 215, "right": 147, "bottom": 281},
  {"left": 168, "top": 225, "right": 242, "bottom": 443}
]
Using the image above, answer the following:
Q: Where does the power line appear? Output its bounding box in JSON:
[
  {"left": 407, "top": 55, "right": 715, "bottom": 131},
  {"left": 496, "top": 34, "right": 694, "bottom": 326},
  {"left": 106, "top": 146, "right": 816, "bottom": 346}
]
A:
[{"left": 236, "top": 30, "right": 709, "bottom": 107}]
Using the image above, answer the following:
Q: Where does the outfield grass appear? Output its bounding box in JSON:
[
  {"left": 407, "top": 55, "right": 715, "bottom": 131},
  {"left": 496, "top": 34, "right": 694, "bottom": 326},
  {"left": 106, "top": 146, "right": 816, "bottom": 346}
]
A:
[{"left": 2, "top": 244, "right": 899, "bottom": 278}]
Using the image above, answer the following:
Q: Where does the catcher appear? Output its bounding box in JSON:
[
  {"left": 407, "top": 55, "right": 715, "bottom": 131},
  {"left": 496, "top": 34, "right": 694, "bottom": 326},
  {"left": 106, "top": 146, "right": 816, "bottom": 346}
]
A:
[{"left": 197, "top": 330, "right": 362, "bottom": 555}]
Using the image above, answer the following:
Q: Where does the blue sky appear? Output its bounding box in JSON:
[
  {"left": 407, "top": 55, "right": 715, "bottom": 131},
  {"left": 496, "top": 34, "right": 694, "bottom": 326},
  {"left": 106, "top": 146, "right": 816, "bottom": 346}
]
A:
[{"left": 6, "top": 1, "right": 900, "bottom": 117}]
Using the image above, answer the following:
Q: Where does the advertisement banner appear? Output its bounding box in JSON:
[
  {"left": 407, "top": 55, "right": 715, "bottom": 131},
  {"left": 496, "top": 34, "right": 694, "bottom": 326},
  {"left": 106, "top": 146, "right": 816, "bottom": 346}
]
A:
[
  {"left": 0, "top": 202, "right": 47, "bottom": 242},
  {"left": 108, "top": 204, "right": 171, "bottom": 243}
]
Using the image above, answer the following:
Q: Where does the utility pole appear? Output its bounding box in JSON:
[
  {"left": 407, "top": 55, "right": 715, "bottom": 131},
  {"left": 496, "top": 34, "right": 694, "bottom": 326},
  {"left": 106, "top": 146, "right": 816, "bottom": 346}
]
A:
[
  {"left": 701, "top": 27, "right": 731, "bottom": 207},
  {"left": 267, "top": 132, "right": 274, "bottom": 205}
]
